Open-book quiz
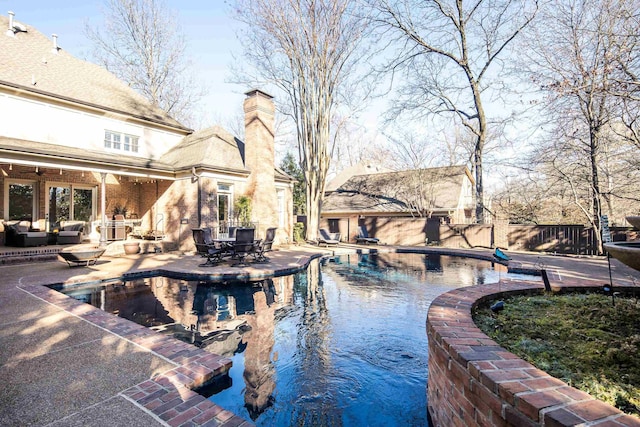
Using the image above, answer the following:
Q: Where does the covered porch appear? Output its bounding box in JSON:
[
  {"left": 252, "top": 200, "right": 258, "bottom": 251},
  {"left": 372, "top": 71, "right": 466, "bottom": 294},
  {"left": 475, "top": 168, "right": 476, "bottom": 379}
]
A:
[{"left": 0, "top": 138, "right": 177, "bottom": 248}]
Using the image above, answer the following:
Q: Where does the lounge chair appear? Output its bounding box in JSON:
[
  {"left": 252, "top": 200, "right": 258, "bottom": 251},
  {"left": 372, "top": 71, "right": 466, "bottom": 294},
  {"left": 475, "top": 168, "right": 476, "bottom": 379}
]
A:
[
  {"left": 144, "top": 230, "right": 165, "bottom": 241},
  {"left": 231, "top": 228, "right": 256, "bottom": 267},
  {"left": 318, "top": 228, "right": 340, "bottom": 247},
  {"left": 253, "top": 227, "right": 276, "bottom": 262},
  {"left": 355, "top": 226, "right": 380, "bottom": 245}
]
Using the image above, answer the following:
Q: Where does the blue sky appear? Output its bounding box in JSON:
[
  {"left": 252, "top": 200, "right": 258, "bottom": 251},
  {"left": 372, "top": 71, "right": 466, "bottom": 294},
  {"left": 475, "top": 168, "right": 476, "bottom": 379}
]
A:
[{"left": 1, "top": 0, "right": 246, "bottom": 127}]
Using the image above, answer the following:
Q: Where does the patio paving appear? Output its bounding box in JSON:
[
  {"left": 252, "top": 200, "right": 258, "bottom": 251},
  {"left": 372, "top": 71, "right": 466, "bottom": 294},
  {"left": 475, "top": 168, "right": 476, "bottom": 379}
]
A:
[{"left": 0, "top": 244, "right": 638, "bottom": 426}]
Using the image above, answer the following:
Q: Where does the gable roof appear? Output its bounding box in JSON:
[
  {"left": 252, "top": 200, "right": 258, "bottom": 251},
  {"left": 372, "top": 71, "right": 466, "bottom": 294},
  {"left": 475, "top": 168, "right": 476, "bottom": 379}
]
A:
[
  {"left": 0, "top": 14, "right": 189, "bottom": 131},
  {"left": 326, "top": 162, "right": 393, "bottom": 193},
  {"left": 323, "top": 165, "right": 473, "bottom": 215}
]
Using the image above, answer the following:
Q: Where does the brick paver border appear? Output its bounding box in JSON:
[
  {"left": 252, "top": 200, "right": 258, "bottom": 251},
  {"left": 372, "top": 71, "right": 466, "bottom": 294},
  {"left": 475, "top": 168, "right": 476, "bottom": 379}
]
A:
[
  {"left": 22, "top": 282, "right": 251, "bottom": 427},
  {"left": 427, "top": 281, "right": 640, "bottom": 427}
]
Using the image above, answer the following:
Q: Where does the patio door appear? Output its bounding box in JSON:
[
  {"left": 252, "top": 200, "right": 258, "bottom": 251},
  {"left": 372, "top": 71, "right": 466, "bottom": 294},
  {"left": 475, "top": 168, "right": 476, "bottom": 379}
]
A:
[
  {"left": 5, "top": 180, "right": 37, "bottom": 220},
  {"left": 217, "top": 183, "right": 233, "bottom": 224},
  {"left": 47, "top": 184, "right": 96, "bottom": 230},
  {"left": 216, "top": 183, "right": 234, "bottom": 237},
  {"left": 48, "top": 186, "right": 70, "bottom": 227}
]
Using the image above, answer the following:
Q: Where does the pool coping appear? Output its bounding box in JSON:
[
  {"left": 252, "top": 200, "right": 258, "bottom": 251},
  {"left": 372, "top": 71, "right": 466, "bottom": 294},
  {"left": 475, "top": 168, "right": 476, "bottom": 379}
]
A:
[{"left": 14, "top": 250, "right": 326, "bottom": 427}]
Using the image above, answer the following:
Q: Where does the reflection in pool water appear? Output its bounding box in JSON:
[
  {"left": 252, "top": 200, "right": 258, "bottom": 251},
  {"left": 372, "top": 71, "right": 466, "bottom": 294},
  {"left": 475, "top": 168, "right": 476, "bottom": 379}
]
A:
[{"left": 54, "top": 253, "right": 534, "bottom": 426}]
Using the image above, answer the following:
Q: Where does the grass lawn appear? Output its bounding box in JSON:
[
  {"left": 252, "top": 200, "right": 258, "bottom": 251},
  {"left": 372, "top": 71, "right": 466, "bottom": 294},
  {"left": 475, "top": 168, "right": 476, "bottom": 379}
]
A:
[{"left": 473, "top": 292, "right": 640, "bottom": 417}]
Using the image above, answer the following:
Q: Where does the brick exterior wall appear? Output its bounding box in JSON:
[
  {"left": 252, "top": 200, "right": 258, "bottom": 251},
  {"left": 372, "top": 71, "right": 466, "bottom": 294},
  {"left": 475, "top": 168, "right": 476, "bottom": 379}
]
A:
[
  {"left": 244, "top": 90, "right": 278, "bottom": 235},
  {"left": 1, "top": 91, "right": 294, "bottom": 249},
  {"left": 427, "top": 283, "right": 640, "bottom": 427},
  {"left": 321, "top": 216, "right": 496, "bottom": 247}
]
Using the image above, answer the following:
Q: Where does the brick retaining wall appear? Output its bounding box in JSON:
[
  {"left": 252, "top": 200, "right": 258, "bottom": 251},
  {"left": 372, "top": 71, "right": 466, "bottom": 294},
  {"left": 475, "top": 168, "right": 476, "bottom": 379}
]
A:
[{"left": 427, "top": 282, "right": 640, "bottom": 427}]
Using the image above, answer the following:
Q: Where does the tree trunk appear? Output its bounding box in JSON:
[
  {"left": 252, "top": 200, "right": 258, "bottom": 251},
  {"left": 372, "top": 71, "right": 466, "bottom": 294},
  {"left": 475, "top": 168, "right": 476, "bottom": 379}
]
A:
[
  {"left": 475, "top": 147, "right": 484, "bottom": 224},
  {"left": 306, "top": 187, "right": 322, "bottom": 242},
  {"left": 590, "top": 127, "right": 603, "bottom": 255},
  {"left": 469, "top": 74, "right": 487, "bottom": 224}
]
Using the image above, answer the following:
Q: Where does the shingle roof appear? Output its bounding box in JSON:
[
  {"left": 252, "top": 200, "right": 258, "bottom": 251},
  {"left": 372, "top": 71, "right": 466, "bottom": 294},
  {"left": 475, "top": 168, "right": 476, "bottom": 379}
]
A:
[
  {"left": 0, "top": 135, "right": 174, "bottom": 174},
  {"left": 323, "top": 165, "right": 472, "bottom": 214},
  {"left": 0, "top": 14, "right": 294, "bottom": 182},
  {"left": 158, "top": 126, "right": 293, "bottom": 181},
  {"left": 0, "top": 14, "right": 188, "bottom": 131},
  {"left": 325, "top": 162, "right": 393, "bottom": 192},
  {"left": 159, "top": 126, "right": 248, "bottom": 174},
  {"left": 0, "top": 129, "right": 295, "bottom": 181}
]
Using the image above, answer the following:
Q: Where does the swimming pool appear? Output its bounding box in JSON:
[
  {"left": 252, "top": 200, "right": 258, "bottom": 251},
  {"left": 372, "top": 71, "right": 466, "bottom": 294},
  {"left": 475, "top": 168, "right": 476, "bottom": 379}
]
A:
[{"left": 52, "top": 252, "right": 534, "bottom": 426}]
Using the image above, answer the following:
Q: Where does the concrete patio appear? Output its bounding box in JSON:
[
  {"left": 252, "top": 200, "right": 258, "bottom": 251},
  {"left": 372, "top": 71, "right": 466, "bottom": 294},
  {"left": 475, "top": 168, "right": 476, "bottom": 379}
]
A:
[{"left": 1, "top": 244, "right": 638, "bottom": 426}]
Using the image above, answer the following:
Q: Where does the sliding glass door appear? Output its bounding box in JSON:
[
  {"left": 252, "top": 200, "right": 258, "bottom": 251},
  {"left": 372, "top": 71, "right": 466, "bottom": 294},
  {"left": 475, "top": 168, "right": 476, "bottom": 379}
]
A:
[
  {"left": 47, "top": 184, "right": 96, "bottom": 229},
  {"left": 73, "top": 188, "right": 93, "bottom": 222},
  {"left": 48, "top": 186, "right": 70, "bottom": 226}
]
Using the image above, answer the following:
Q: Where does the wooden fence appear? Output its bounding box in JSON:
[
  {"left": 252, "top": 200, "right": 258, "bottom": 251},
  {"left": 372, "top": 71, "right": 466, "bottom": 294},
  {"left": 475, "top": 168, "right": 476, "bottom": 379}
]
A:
[
  {"left": 507, "top": 224, "right": 636, "bottom": 255},
  {"left": 329, "top": 216, "right": 637, "bottom": 255}
]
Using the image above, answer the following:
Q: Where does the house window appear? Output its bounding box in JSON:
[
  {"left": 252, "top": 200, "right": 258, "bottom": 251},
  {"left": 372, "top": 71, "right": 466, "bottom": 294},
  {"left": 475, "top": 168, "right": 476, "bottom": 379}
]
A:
[
  {"left": 104, "top": 130, "right": 139, "bottom": 153},
  {"left": 6, "top": 181, "right": 36, "bottom": 220},
  {"left": 328, "top": 218, "right": 340, "bottom": 234}
]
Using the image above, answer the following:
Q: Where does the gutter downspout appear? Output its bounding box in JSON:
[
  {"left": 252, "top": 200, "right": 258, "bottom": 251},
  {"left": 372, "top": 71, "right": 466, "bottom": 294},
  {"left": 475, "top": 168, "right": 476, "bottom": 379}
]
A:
[
  {"left": 197, "top": 178, "right": 202, "bottom": 227},
  {"left": 99, "top": 172, "right": 107, "bottom": 247}
]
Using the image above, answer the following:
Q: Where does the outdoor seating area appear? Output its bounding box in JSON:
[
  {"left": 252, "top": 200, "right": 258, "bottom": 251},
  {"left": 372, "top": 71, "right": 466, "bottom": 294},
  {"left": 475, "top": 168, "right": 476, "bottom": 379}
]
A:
[
  {"left": 2, "top": 219, "right": 86, "bottom": 247},
  {"left": 192, "top": 226, "right": 277, "bottom": 267}
]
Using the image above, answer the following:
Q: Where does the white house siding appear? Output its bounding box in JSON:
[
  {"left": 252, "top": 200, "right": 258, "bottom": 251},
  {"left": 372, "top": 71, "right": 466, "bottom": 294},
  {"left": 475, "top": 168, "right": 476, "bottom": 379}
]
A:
[{"left": 0, "top": 92, "right": 184, "bottom": 158}]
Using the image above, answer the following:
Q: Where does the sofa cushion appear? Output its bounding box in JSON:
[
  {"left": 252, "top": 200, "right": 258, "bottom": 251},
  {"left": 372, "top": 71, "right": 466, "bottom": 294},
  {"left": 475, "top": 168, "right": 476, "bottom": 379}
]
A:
[
  {"left": 16, "top": 221, "right": 30, "bottom": 232},
  {"left": 25, "top": 231, "right": 47, "bottom": 238},
  {"left": 61, "top": 222, "right": 84, "bottom": 232}
]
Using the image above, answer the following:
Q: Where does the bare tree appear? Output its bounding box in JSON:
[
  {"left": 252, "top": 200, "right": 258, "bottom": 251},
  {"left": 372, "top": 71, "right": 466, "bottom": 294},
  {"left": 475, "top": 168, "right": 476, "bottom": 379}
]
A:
[
  {"left": 85, "top": 0, "right": 203, "bottom": 126},
  {"left": 521, "top": 0, "right": 640, "bottom": 252},
  {"left": 612, "top": 5, "right": 640, "bottom": 169},
  {"left": 365, "top": 0, "right": 538, "bottom": 223},
  {"left": 232, "top": 0, "right": 370, "bottom": 240}
]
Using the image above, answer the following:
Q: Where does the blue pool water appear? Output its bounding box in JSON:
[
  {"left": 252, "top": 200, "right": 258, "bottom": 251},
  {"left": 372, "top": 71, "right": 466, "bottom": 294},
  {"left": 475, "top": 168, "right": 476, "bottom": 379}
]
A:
[{"left": 53, "top": 252, "right": 534, "bottom": 426}]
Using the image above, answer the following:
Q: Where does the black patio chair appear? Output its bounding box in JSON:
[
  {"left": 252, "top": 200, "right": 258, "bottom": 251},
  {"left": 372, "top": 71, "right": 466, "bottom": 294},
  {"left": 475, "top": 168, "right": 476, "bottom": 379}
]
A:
[
  {"left": 231, "top": 228, "right": 256, "bottom": 267},
  {"left": 253, "top": 227, "right": 277, "bottom": 263},
  {"left": 192, "top": 228, "right": 223, "bottom": 267}
]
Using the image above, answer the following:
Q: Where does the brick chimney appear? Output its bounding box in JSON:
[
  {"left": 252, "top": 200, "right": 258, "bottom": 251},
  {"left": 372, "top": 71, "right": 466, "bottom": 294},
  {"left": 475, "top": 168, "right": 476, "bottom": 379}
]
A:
[{"left": 243, "top": 89, "right": 277, "bottom": 233}]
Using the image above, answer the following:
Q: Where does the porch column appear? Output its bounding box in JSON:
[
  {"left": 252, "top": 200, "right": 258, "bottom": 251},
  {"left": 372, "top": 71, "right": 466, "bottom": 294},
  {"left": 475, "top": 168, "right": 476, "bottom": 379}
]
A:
[{"left": 99, "top": 172, "right": 107, "bottom": 247}]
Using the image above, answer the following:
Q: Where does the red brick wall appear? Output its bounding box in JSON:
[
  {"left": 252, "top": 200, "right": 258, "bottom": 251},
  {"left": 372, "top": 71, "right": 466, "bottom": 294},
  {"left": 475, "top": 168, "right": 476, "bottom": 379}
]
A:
[
  {"left": 320, "top": 216, "right": 498, "bottom": 247},
  {"left": 427, "top": 283, "right": 639, "bottom": 426}
]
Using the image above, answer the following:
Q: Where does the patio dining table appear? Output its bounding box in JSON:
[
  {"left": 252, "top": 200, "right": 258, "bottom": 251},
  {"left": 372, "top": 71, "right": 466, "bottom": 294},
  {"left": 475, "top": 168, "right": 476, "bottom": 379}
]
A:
[{"left": 211, "top": 237, "right": 262, "bottom": 259}]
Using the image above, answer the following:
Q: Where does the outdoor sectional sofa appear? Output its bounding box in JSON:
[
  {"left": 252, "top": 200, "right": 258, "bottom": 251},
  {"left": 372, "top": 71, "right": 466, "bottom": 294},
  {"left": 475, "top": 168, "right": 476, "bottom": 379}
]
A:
[
  {"left": 4, "top": 220, "right": 47, "bottom": 247},
  {"left": 57, "top": 221, "right": 85, "bottom": 245}
]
